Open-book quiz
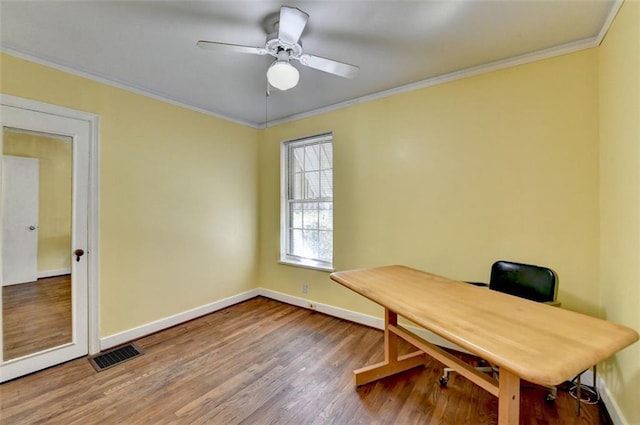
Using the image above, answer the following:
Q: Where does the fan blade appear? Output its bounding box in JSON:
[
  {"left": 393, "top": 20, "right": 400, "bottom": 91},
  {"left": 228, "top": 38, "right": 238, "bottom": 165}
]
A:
[
  {"left": 298, "top": 54, "right": 359, "bottom": 79},
  {"left": 278, "top": 6, "right": 309, "bottom": 46},
  {"left": 197, "top": 41, "right": 265, "bottom": 55}
]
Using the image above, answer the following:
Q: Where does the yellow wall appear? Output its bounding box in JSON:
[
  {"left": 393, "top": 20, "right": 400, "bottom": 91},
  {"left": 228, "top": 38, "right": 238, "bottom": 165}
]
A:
[
  {"left": 259, "top": 49, "right": 601, "bottom": 319},
  {"left": 2, "top": 7, "right": 639, "bottom": 419},
  {"left": 599, "top": 1, "right": 640, "bottom": 422},
  {"left": 0, "top": 53, "right": 260, "bottom": 336},
  {"left": 3, "top": 131, "right": 72, "bottom": 273}
]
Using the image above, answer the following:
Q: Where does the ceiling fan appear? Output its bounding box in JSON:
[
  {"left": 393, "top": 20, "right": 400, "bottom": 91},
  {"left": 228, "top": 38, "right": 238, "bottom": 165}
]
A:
[{"left": 197, "top": 6, "right": 359, "bottom": 91}]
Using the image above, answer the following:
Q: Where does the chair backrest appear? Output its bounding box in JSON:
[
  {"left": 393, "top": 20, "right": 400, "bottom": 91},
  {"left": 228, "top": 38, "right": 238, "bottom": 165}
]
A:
[{"left": 489, "top": 260, "right": 557, "bottom": 303}]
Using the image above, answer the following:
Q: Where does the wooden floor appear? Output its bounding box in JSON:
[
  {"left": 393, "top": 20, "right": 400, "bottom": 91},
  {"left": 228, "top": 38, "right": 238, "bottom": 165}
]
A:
[
  {"left": 2, "top": 275, "right": 72, "bottom": 360},
  {"left": 0, "top": 297, "right": 608, "bottom": 424}
]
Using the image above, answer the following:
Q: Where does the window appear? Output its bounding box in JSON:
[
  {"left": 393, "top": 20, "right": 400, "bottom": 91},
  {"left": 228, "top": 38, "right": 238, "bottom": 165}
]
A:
[{"left": 281, "top": 133, "right": 333, "bottom": 270}]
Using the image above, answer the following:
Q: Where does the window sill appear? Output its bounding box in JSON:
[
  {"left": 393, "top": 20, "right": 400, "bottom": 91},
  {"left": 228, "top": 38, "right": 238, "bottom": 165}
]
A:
[{"left": 279, "top": 259, "right": 335, "bottom": 273}]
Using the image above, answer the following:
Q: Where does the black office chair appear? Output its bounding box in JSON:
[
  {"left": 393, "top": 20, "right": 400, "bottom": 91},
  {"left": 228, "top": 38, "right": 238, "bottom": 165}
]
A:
[
  {"left": 440, "top": 260, "right": 560, "bottom": 402},
  {"left": 488, "top": 260, "right": 558, "bottom": 305}
]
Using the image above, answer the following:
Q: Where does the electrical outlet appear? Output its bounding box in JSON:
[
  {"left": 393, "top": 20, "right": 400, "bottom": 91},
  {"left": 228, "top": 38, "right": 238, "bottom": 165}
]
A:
[{"left": 302, "top": 282, "right": 308, "bottom": 294}]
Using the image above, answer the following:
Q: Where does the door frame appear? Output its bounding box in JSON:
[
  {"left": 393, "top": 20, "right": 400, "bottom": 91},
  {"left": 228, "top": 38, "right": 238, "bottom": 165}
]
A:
[{"left": 0, "top": 93, "right": 100, "bottom": 356}]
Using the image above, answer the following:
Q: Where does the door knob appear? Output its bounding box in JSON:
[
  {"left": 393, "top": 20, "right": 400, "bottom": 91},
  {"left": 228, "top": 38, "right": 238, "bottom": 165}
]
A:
[
  {"left": 74, "top": 249, "right": 85, "bottom": 262},
  {"left": 28, "top": 225, "right": 37, "bottom": 231}
]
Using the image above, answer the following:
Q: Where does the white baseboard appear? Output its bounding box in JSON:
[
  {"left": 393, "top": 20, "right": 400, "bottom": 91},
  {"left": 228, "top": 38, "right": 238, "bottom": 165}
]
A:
[
  {"left": 562, "top": 370, "right": 628, "bottom": 425},
  {"left": 1, "top": 269, "right": 71, "bottom": 286},
  {"left": 38, "top": 268, "right": 71, "bottom": 279},
  {"left": 257, "top": 287, "right": 381, "bottom": 328},
  {"left": 98, "top": 287, "right": 627, "bottom": 423},
  {"left": 257, "top": 288, "right": 468, "bottom": 354},
  {"left": 99, "top": 288, "right": 261, "bottom": 350},
  {"left": 595, "top": 373, "right": 628, "bottom": 425}
]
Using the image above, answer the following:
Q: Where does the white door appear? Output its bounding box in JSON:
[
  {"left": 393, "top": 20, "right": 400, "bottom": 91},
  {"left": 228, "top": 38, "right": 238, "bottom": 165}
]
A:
[
  {"left": 2, "top": 156, "right": 39, "bottom": 286},
  {"left": 0, "top": 104, "right": 90, "bottom": 382}
]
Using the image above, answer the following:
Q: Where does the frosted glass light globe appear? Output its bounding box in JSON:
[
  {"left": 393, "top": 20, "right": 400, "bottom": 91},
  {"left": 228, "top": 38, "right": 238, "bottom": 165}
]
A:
[{"left": 267, "top": 61, "right": 300, "bottom": 91}]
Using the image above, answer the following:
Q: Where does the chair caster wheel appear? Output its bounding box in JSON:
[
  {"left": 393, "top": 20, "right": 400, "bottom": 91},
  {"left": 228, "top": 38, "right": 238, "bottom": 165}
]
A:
[{"left": 439, "top": 376, "right": 448, "bottom": 387}]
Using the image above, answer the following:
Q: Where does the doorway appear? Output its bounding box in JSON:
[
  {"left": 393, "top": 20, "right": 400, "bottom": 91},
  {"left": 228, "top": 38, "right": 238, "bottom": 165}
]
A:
[
  {"left": 1, "top": 154, "right": 41, "bottom": 286},
  {"left": 0, "top": 95, "right": 99, "bottom": 382}
]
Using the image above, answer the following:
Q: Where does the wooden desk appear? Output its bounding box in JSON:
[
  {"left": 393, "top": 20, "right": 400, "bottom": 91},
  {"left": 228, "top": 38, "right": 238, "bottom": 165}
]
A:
[{"left": 330, "top": 265, "right": 639, "bottom": 425}]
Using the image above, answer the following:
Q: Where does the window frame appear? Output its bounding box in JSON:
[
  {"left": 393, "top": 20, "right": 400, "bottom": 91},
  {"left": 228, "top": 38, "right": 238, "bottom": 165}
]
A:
[{"left": 280, "top": 132, "right": 334, "bottom": 272}]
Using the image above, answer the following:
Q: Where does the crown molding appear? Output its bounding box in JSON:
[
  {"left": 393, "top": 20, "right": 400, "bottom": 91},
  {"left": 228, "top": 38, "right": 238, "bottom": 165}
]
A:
[
  {"left": 264, "top": 36, "right": 598, "bottom": 127},
  {"left": 0, "top": 46, "right": 260, "bottom": 129},
  {"left": 596, "top": 0, "right": 625, "bottom": 45},
  {"left": 2, "top": 18, "right": 609, "bottom": 131}
]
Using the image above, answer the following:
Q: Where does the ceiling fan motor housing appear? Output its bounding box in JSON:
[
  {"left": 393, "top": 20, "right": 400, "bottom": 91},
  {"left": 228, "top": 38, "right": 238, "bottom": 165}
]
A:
[{"left": 265, "top": 32, "right": 303, "bottom": 57}]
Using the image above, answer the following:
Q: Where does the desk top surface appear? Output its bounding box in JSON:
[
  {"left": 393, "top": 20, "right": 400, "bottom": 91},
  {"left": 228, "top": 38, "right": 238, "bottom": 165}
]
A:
[{"left": 330, "top": 265, "right": 639, "bottom": 386}]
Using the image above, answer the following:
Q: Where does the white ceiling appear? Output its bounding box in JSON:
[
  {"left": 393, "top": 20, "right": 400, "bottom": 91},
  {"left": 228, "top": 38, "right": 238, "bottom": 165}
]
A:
[{"left": 0, "top": 1, "right": 618, "bottom": 127}]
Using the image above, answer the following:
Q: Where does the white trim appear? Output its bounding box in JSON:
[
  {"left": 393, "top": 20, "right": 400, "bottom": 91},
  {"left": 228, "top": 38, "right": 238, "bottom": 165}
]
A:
[
  {"left": 3, "top": 127, "right": 71, "bottom": 142},
  {"left": 596, "top": 0, "right": 625, "bottom": 46},
  {"left": 37, "top": 268, "right": 71, "bottom": 279},
  {"left": 99, "top": 289, "right": 261, "bottom": 350},
  {"left": 280, "top": 134, "right": 334, "bottom": 270},
  {"left": 278, "top": 260, "right": 334, "bottom": 273},
  {"left": 258, "top": 287, "right": 380, "bottom": 328},
  {"left": 566, "top": 369, "right": 628, "bottom": 425},
  {"left": 87, "top": 112, "right": 100, "bottom": 355},
  {"left": 266, "top": 37, "right": 597, "bottom": 127},
  {"left": 597, "top": 373, "right": 628, "bottom": 425},
  {"left": 99, "top": 287, "right": 464, "bottom": 354},
  {"left": 1, "top": 94, "right": 96, "bottom": 122},
  {"left": 257, "top": 288, "right": 467, "bottom": 353},
  {"left": 0, "top": 48, "right": 259, "bottom": 129},
  {"left": 0, "top": 94, "right": 101, "bottom": 355},
  {"left": 4, "top": 32, "right": 601, "bottom": 130}
]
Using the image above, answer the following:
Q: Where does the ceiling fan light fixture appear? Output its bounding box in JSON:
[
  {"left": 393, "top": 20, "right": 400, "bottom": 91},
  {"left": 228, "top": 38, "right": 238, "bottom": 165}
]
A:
[{"left": 267, "top": 60, "right": 300, "bottom": 91}]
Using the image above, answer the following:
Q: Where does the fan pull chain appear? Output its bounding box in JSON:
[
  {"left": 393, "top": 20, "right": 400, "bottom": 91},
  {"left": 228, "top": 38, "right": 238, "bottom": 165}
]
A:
[{"left": 265, "top": 82, "right": 271, "bottom": 128}]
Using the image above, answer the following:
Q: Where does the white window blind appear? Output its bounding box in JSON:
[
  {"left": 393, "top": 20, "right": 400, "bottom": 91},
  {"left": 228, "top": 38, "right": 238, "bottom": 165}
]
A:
[{"left": 281, "top": 133, "right": 333, "bottom": 270}]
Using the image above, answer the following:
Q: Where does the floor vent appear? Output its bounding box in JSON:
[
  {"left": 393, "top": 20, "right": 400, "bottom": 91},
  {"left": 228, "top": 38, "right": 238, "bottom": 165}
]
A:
[{"left": 89, "top": 343, "right": 143, "bottom": 372}]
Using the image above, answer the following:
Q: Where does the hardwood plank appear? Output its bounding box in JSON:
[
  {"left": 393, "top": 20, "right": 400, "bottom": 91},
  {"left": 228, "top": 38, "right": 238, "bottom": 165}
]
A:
[
  {"left": 2, "top": 275, "right": 72, "bottom": 360},
  {"left": 0, "top": 297, "right": 607, "bottom": 424}
]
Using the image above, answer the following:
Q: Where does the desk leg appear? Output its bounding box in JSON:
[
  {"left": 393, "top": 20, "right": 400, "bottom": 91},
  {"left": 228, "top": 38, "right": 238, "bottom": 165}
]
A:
[
  {"left": 353, "top": 309, "right": 425, "bottom": 386},
  {"left": 498, "top": 369, "right": 520, "bottom": 425},
  {"left": 385, "top": 310, "right": 399, "bottom": 364}
]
